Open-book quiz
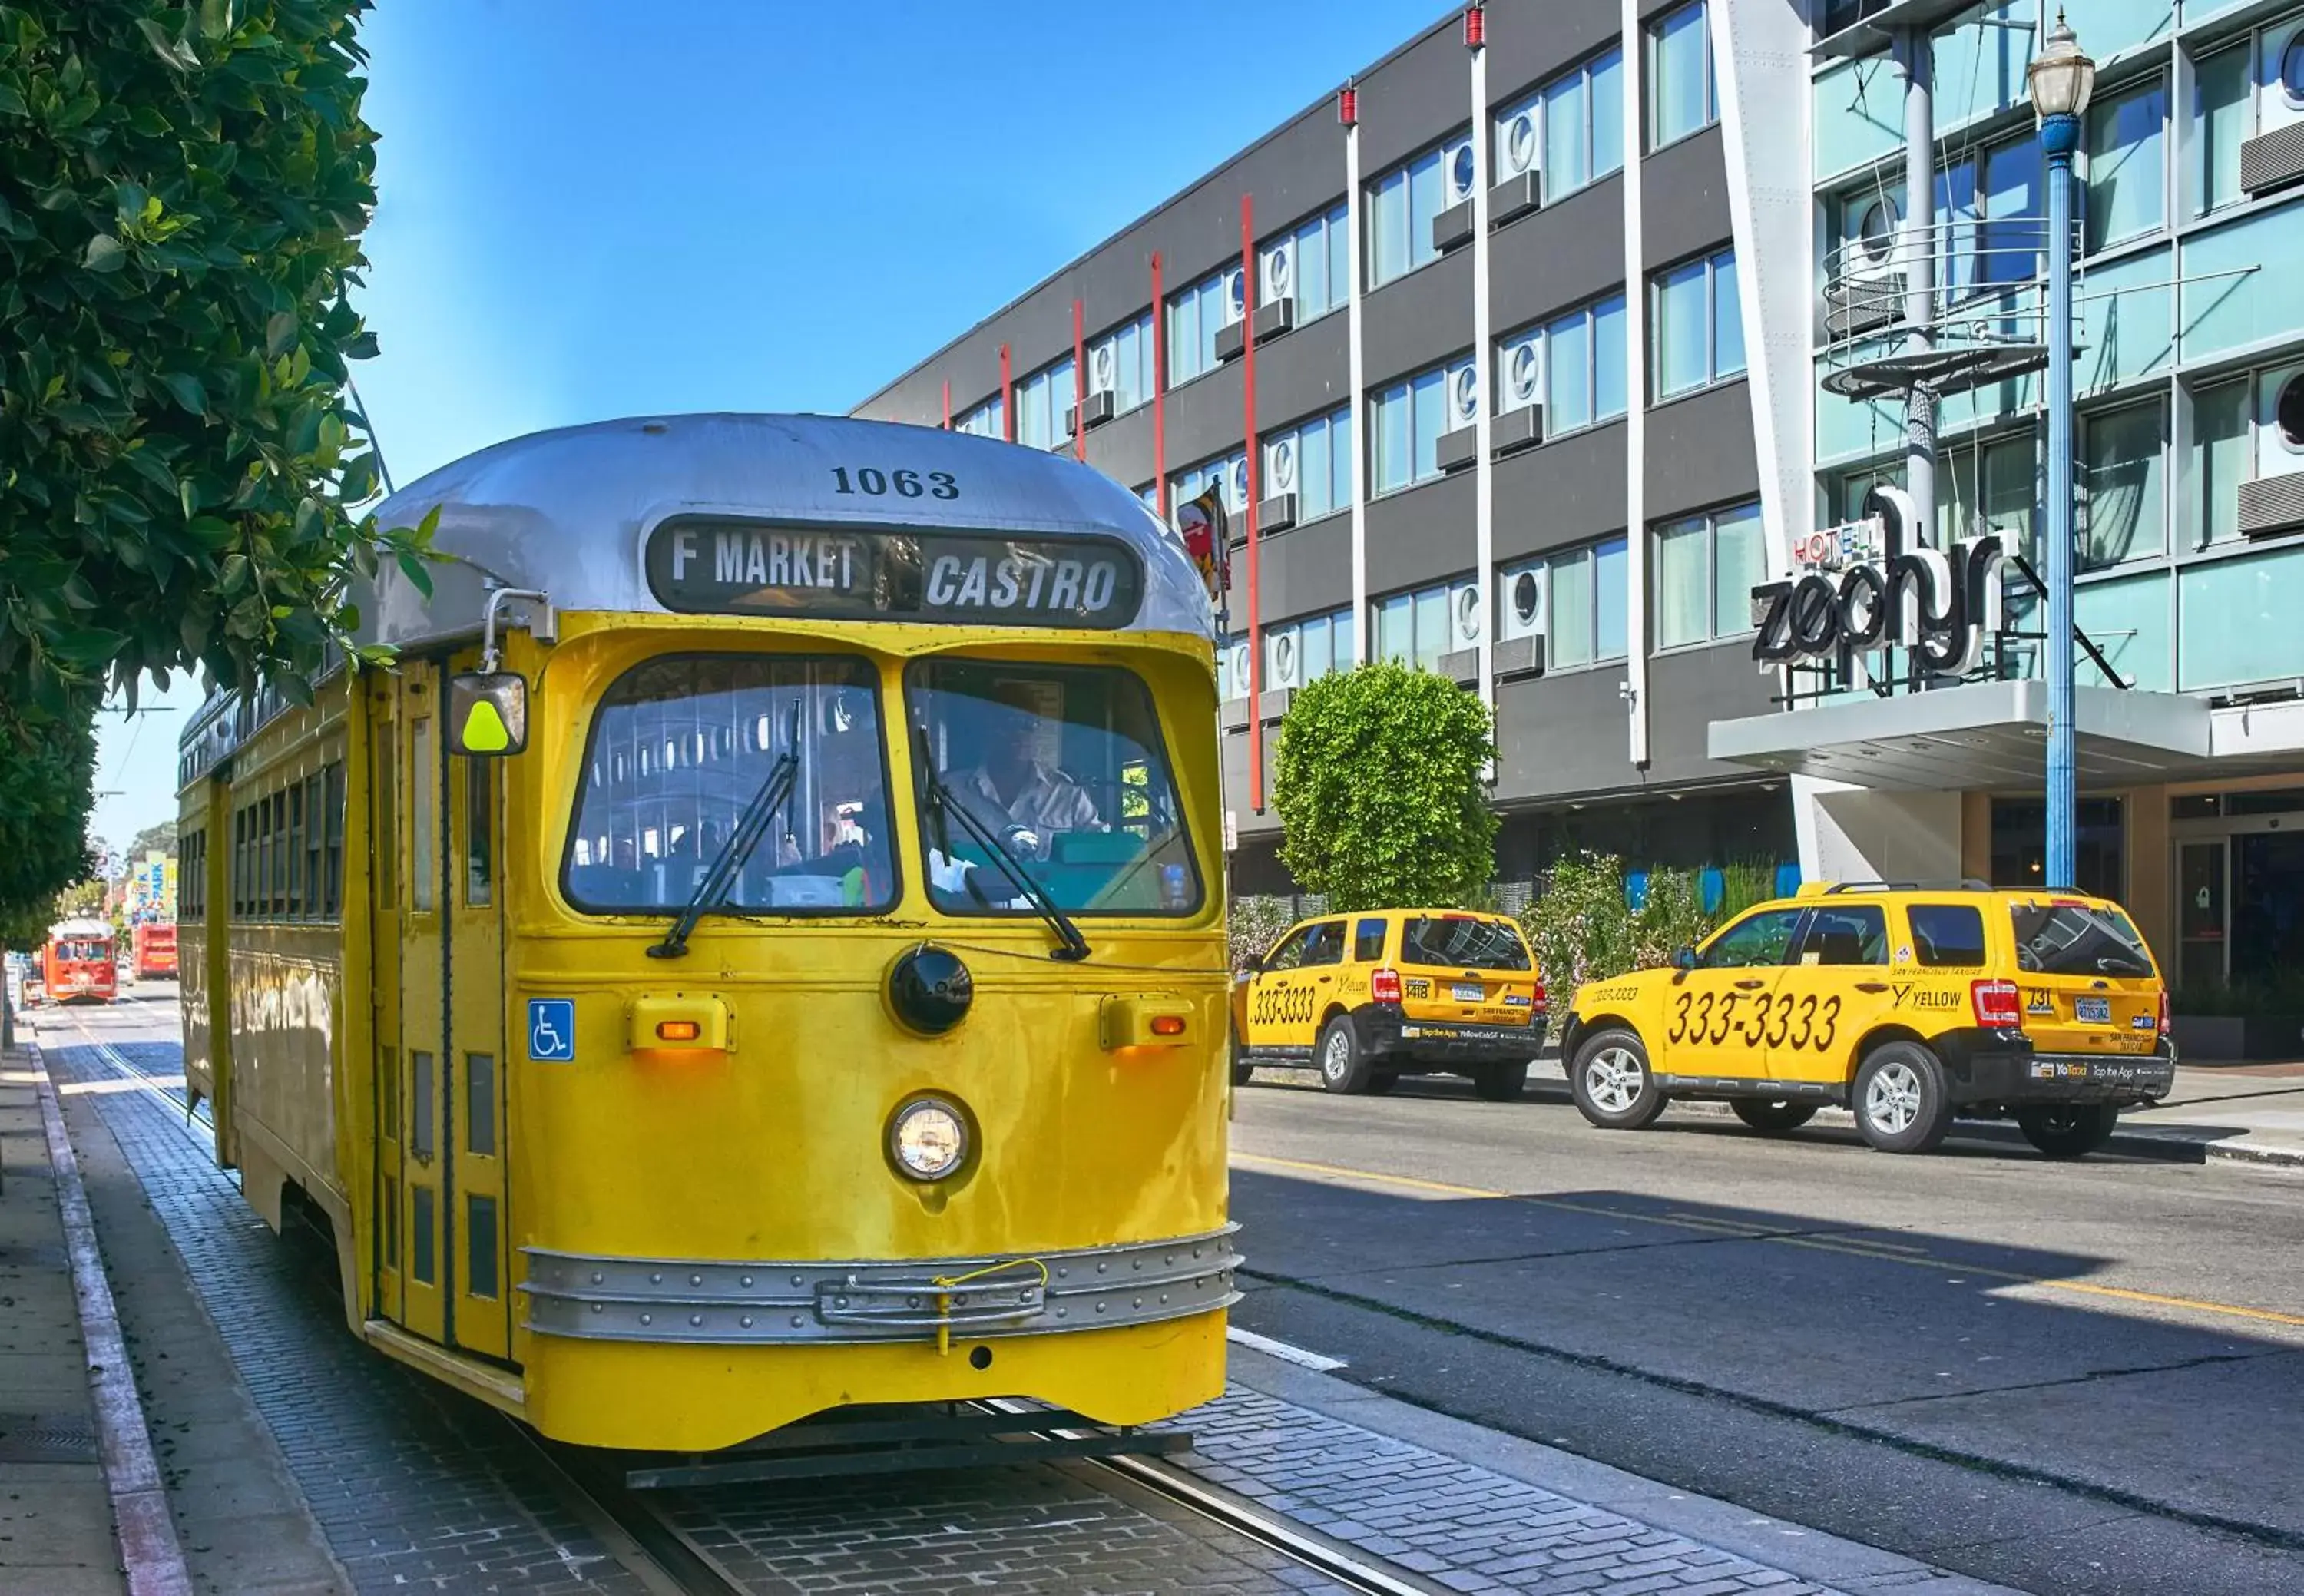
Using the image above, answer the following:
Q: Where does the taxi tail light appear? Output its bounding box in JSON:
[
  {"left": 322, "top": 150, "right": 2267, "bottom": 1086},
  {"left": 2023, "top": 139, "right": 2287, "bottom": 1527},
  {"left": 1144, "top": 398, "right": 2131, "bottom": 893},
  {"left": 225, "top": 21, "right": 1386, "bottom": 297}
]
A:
[
  {"left": 1370, "top": 966, "right": 1402, "bottom": 1004},
  {"left": 1971, "top": 978, "right": 2024, "bottom": 1029},
  {"left": 2157, "top": 988, "right": 2171, "bottom": 1038},
  {"left": 1531, "top": 979, "right": 1548, "bottom": 1012}
]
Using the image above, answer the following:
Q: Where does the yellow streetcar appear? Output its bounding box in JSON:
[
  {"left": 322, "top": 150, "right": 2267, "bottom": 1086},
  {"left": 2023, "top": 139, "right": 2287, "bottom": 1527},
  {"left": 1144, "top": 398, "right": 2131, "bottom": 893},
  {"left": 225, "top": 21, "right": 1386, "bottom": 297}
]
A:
[{"left": 176, "top": 413, "right": 1236, "bottom": 1455}]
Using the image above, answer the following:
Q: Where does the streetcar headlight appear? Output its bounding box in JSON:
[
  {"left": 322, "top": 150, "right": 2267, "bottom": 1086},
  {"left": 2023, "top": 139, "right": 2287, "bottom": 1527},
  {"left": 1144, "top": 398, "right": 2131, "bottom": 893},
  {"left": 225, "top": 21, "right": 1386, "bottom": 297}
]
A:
[{"left": 888, "top": 1096, "right": 969, "bottom": 1181}]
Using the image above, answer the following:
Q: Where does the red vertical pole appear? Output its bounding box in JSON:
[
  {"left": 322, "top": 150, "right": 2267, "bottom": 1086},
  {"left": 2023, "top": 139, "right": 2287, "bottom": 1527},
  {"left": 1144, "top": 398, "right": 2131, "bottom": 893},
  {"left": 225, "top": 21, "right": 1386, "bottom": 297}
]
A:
[
  {"left": 1000, "top": 343, "right": 1014, "bottom": 442},
  {"left": 941, "top": 378, "right": 951, "bottom": 430},
  {"left": 1151, "top": 253, "right": 1167, "bottom": 516},
  {"left": 1072, "top": 298, "right": 1087, "bottom": 462},
  {"left": 1242, "top": 194, "right": 1263, "bottom": 813}
]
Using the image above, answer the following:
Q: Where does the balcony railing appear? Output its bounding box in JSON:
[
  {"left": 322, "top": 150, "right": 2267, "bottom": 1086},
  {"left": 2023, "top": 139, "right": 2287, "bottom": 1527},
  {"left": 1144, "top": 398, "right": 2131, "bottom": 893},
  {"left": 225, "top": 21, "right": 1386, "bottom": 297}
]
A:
[{"left": 1819, "top": 215, "right": 2079, "bottom": 401}]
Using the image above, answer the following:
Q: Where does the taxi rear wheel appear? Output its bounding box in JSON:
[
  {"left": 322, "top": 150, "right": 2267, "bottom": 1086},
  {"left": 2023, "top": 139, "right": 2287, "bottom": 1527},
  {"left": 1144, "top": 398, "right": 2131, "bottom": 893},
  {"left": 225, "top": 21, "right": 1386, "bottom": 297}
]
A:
[
  {"left": 2016, "top": 1103, "right": 2119, "bottom": 1159},
  {"left": 1852, "top": 1043, "right": 1955, "bottom": 1154},
  {"left": 1472, "top": 1062, "right": 1528, "bottom": 1102},
  {"left": 1571, "top": 1031, "right": 1666, "bottom": 1130},
  {"left": 1730, "top": 1098, "right": 1819, "bottom": 1134},
  {"left": 1317, "top": 1015, "right": 1375, "bottom": 1095}
]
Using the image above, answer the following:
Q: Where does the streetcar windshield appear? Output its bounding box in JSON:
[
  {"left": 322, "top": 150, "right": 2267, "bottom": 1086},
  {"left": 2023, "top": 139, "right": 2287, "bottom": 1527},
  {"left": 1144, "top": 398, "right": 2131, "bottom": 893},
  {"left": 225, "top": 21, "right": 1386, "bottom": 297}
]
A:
[
  {"left": 905, "top": 660, "right": 1200, "bottom": 916},
  {"left": 564, "top": 654, "right": 897, "bottom": 914},
  {"left": 55, "top": 938, "right": 108, "bottom": 962}
]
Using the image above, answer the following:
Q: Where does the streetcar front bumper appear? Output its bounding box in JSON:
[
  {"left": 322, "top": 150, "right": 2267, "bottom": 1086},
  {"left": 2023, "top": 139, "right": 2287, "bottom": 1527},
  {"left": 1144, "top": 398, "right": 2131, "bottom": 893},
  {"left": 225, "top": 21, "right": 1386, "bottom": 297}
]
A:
[{"left": 519, "top": 1225, "right": 1241, "bottom": 1346}]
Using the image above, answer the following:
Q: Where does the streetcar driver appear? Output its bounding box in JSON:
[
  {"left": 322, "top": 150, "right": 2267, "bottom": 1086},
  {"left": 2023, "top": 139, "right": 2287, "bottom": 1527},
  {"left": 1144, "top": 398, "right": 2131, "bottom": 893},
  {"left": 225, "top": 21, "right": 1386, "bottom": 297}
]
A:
[{"left": 942, "top": 682, "right": 1101, "bottom": 842}]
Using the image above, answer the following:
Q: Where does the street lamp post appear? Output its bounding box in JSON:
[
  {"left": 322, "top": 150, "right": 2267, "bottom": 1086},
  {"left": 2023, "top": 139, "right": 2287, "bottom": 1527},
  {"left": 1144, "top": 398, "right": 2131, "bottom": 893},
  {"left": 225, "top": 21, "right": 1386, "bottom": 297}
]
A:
[{"left": 2029, "top": 11, "right": 2095, "bottom": 892}]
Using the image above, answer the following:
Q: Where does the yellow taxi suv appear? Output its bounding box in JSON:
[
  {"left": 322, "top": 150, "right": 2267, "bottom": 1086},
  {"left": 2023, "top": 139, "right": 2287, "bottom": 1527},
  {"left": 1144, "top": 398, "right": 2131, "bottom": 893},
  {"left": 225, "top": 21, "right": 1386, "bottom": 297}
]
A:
[
  {"left": 1558, "top": 882, "right": 2175, "bottom": 1157},
  {"left": 1232, "top": 910, "right": 1547, "bottom": 1100}
]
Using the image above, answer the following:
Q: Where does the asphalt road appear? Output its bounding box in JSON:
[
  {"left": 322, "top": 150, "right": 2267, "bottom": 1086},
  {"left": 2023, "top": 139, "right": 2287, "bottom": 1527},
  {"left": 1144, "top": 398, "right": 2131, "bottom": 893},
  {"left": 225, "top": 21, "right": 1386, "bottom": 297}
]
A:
[{"left": 1229, "top": 1066, "right": 2304, "bottom": 1596}]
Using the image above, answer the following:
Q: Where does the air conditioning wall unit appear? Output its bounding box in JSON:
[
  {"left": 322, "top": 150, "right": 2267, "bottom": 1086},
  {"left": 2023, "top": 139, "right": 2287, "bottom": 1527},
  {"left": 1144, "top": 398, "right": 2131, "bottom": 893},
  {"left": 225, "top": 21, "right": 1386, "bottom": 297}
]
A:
[
  {"left": 2242, "top": 15, "right": 2304, "bottom": 195},
  {"left": 1432, "top": 138, "right": 1478, "bottom": 253},
  {"left": 1495, "top": 335, "right": 1544, "bottom": 455},
  {"left": 1825, "top": 192, "right": 1904, "bottom": 338},
  {"left": 1064, "top": 390, "right": 1115, "bottom": 434},
  {"left": 1261, "top": 236, "right": 1295, "bottom": 304},
  {"left": 1269, "top": 628, "right": 1302, "bottom": 690},
  {"left": 2239, "top": 362, "right": 2304, "bottom": 538},
  {"left": 1491, "top": 109, "right": 1541, "bottom": 224},
  {"left": 1435, "top": 363, "right": 1481, "bottom": 473}
]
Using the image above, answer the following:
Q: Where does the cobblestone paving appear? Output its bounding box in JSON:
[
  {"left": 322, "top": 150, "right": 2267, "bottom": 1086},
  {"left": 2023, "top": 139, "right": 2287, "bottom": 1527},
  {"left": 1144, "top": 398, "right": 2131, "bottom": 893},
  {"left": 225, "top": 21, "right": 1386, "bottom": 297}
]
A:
[
  {"left": 45, "top": 1037, "right": 1336, "bottom": 1595},
  {"left": 1175, "top": 1391, "right": 1842, "bottom": 1596}
]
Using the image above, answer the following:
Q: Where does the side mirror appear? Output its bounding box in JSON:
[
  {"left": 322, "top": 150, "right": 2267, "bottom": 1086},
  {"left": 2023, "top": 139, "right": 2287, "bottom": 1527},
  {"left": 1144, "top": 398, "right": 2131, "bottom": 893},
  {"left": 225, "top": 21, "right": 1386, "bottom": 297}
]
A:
[
  {"left": 446, "top": 671, "right": 528, "bottom": 757},
  {"left": 1674, "top": 945, "right": 1698, "bottom": 971}
]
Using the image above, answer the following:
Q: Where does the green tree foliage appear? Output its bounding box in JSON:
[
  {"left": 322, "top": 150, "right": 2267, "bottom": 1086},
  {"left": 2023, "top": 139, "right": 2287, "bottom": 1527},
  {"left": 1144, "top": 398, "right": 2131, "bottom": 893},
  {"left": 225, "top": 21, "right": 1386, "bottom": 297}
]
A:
[
  {"left": 1272, "top": 661, "right": 1498, "bottom": 913},
  {"left": 0, "top": 0, "right": 424, "bottom": 715},
  {"left": 1517, "top": 853, "right": 1717, "bottom": 1010},
  {"left": 124, "top": 816, "right": 178, "bottom": 862},
  {"left": 0, "top": 706, "right": 94, "bottom": 939}
]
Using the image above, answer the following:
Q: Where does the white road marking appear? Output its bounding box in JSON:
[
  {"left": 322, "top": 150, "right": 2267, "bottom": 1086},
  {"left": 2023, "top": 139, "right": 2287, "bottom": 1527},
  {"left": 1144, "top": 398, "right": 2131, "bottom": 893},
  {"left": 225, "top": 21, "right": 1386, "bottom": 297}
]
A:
[{"left": 1226, "top": 1326, "right": 1348, "bottom": 1372}]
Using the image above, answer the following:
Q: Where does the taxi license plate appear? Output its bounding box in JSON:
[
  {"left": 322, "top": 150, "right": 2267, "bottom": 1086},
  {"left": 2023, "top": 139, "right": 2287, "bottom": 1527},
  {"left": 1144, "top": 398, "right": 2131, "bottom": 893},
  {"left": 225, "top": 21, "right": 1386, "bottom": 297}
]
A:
[
  {"left": 1452, "top": 982, "right": 1485, "bottom": 1002},
  {"left": 2075, "top": 997, "right": 2112, "bottom": 1024}
]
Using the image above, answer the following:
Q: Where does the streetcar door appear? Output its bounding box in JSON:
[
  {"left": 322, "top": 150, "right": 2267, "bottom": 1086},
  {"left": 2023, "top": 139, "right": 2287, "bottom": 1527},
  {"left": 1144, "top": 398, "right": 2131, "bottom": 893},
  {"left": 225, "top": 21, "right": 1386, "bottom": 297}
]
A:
[
  {"left": 367, "top": 671, "right": 405, "bottom": 1327},
  {"left": 445, "top": 648, "right": 511, "bottom": 1360},
  {"left": 388, "top": 664, "right": 450, "bottom": 1344}
]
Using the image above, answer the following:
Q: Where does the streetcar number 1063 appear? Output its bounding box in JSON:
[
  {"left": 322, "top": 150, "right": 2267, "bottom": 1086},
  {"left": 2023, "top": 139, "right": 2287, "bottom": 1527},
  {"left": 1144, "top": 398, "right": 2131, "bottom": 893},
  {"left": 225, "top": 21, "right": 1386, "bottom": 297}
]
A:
[{"left": 832, "top": 466, "right": 958, "bottom": 500}]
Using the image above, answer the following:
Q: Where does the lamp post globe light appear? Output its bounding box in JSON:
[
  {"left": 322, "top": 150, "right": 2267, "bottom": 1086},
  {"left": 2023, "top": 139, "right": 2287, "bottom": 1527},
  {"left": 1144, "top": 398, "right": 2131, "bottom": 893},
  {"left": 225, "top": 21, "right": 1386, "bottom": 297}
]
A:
[{"left": 2029, "top": 10, "right": 2095, "bottom": 892}]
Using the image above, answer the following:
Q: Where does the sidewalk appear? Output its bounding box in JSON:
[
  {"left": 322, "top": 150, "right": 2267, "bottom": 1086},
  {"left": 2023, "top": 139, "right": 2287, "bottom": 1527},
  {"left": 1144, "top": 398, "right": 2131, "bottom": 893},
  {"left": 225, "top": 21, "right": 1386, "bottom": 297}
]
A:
[
  {"left": 1, "top": 1034, "right": 136, "bottom": 1595},
  {"left": 1527, "top": 1055, "right": 2304, "bottom": 1168}
]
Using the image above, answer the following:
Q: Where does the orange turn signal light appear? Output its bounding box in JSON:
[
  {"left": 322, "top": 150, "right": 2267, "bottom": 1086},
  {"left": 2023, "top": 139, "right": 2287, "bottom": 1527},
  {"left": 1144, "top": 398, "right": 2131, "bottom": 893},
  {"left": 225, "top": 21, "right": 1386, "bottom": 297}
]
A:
[
  {"left": 1150, "top": 1015, "right": 1187, "bottom": 1038},
  {"left": 655, "top": 1020, "right": 701, "bottom": 1042}
]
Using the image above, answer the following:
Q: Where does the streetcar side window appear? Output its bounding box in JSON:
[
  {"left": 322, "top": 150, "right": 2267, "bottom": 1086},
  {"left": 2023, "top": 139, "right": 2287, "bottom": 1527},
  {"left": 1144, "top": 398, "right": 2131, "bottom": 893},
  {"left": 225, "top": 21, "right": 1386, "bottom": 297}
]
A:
[
  {"left": 564, "top": 654, "right": 897, "bottom": 916},
  {"left": 905, "top": 659, "right": 1201, "bottom": 916}
]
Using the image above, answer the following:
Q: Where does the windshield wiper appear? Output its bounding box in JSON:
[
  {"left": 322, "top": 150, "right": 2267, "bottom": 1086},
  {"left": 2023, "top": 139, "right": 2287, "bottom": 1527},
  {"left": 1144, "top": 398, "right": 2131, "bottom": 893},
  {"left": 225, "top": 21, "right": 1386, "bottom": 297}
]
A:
[
  {"left": 648, "top": 710, "right": 801, "bottom": 960},
  {"left": 914, "top": 723, "right": 1090, "bottom": 962}
]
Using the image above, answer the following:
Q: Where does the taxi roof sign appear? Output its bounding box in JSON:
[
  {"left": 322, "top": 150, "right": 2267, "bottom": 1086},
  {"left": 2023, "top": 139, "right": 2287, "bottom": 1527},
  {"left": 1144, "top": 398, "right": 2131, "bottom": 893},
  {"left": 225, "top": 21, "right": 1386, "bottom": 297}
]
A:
[{"left": 447, "top": 671, "right": 528, "bottom": 757}]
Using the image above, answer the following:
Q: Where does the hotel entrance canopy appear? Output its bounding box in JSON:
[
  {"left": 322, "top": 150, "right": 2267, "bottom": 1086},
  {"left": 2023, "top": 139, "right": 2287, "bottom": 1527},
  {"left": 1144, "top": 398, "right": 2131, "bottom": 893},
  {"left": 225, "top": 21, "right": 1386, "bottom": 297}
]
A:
[{"left": 1706, "top": 680, "right": 2216, "bottom": 791}]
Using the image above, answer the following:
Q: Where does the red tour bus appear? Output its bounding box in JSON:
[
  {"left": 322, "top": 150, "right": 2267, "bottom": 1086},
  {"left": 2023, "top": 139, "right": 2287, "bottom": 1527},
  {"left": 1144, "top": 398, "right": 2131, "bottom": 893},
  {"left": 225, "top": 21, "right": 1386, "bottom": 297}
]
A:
[
  {"left": 132, "top": 921, "right": 178, "bottom": 981},
  {"left": 43, "top": 919, "right": 117, "bottom": 1005}
]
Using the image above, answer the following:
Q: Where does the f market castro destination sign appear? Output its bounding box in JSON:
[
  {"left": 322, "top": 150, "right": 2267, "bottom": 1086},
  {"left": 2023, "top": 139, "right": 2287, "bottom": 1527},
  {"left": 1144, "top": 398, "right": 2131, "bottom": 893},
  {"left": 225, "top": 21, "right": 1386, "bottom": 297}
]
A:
[{"left": 645, "top": 516, "right": 1146, "bottom": 629}]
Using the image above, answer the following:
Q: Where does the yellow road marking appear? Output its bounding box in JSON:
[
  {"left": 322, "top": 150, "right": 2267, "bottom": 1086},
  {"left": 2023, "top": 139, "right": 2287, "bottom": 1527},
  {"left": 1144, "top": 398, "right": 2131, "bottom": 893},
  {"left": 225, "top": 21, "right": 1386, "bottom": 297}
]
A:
[{"left": 1231, "top": 1149, "right": 2304, "bottom": 1333}]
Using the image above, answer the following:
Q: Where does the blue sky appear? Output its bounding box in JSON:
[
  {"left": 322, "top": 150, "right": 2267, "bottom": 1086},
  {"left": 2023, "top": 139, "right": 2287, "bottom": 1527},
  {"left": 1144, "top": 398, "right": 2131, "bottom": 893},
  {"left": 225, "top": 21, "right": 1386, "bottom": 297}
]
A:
[{"left": 92, "top": 0, "right": 1442, "bottom": 856}]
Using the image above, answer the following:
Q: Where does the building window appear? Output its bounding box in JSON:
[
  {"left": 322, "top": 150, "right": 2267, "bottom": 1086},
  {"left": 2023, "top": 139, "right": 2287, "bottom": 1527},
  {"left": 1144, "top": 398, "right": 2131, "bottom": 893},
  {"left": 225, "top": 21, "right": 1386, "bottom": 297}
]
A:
[
  {"left": 1260, "top": 204, "right": 1350, "bottom": 321},
  {"left": 1369, "top": 135, "right": 1472, "bottom": 289},
  {"left": 1263, "top": 406, "right": 1352, "bottom": 522},
  {"left": 1014, "top": 357, "right": 1075, "bottom": 452},
  {"left": 1499, "top": 292, "right": 1627, "bottom": 439},
  {"left": 1167, "top": 265, "right": 1240, "bottom": 386},
  {"left": 2191, "top": 377, "right": 2253, "bottom": 548},
  {"left": 1372, "top": 356, "right": 1475, "bottom": 494},
  {"left": 955, "top": 396, "right": 1004, "bottom": 439},
  {"left": 1492, "top": 47, "right": 1624, "bottom": 204},
  {"left": 1647, "top": 1, "right": 1717, "bottom": 150},
  {"left": 1650, "top": 248, "right": 1742, "bottom": 402},
  {"left": 1171, "top": 449, "right": 1248, "bottom": 518},
  {"left": 1087, "top": 312, "right": 1155, "bottom": 416},
  {"left": 2081, "top": 398, "right": 2167, "bottom": 571},
  {"left": 2084, "top": 74, "right": 2167, "bottom": 254},
  {"left": 1374, "top": 578, "right": 1478, "bottom": 673},
  {"left": 1265, "top": 605, "right": 1356, "bottom": 692},
  {"left": 1937, "top": 430, "right": 2037, "bottom": 557},
  {"left": 1653, "top": 500, "right": 1764, "bottom": 649},
  {"left": 1548, "top": 536, "right": 1629, "bottom": 670},
  {"left": 2191, "top": 42, "right": 2249, "bottom": 218}
]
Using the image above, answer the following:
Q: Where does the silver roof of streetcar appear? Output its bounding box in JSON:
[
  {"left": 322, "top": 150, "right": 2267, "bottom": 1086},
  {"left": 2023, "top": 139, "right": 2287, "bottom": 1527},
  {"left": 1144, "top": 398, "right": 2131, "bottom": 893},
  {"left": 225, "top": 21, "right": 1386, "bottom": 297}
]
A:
[{"left": 356, "top": 412, "right": 1217, "bottom": 652}]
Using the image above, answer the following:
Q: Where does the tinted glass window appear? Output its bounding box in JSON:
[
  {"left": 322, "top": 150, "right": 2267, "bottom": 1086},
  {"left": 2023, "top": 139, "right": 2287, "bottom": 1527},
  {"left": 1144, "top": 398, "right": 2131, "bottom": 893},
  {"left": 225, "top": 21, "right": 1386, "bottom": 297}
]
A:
[
  {"left": 2012, "top": 904, "right": 2157, "bottom": 977},
  {"left": 1354, "top": 917, "right": 1389, "bottom": 962},
  {"left": 1302, "top": 922, "right": 1348, "bottom": 967},
  {"left": 1400, "top": 917, "right": 1531, "bottom": 971},
  {"left": 1700, "top": 908, "right": 1802, "bottom": 969},
  {"left": 1908, "top": 904, "right": 1987, "bottom": 967},
  {"left": 1263, "top": 925, "right": 1316, "bottom": 971},
  {"left": 1793, "top": 906, "right": 1888, "bottom": 966},
  {"left": 566, "top": 654, "right": 894, "bottom": 914},
  {"left": 908, "top": 659, "right": 1198, "bottom": 916}
]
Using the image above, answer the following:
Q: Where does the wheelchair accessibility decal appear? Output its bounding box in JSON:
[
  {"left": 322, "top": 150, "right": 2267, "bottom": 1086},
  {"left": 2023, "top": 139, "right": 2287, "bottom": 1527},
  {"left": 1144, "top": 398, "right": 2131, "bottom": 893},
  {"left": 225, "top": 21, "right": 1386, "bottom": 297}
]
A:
[{"left": 528, "top": 998, "right": 576, "bottom": 1063}]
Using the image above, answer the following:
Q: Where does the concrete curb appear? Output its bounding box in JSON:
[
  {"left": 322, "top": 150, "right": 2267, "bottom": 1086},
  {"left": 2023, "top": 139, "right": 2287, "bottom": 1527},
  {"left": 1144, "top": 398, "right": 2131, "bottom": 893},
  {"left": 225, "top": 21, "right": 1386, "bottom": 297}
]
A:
[
  {"left": 28, "top": 1040, "right": 194, "bottom": 1596},
  {"left": 1220, "top": 1342, "right": 2025, "bottom": 1596},
  {"left": 1655, "top": 1095, "right": 2304, "bottom": 1169}
]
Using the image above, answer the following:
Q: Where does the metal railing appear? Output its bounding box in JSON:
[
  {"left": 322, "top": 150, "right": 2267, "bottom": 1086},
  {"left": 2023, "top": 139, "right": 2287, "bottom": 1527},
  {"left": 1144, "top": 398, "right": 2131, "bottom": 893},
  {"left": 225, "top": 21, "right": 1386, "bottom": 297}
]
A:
[{"left": 1819, "top": 215, "right": 2078, "bottom": 400}]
